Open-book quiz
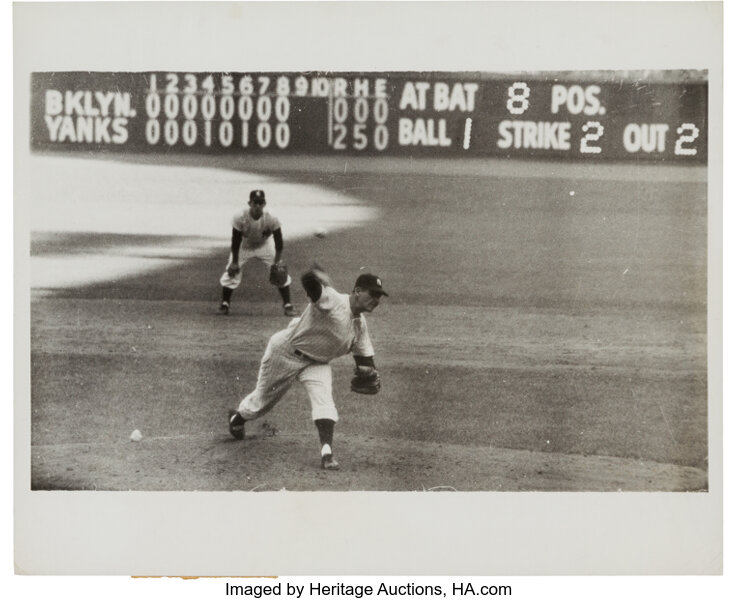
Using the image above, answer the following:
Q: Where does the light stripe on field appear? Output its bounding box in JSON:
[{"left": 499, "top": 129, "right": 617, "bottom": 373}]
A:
[{"left": 29, "top": 154, "right": 379, "bottom": 289}]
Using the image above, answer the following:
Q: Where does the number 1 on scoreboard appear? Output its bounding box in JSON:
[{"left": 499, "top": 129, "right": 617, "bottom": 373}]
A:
[{"left": 463, "top": 118, "right": 473, "bottom": 150}]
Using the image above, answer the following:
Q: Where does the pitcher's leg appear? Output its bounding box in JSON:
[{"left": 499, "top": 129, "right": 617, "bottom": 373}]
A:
[
  {"left": 298, "top": 364, "right": 339, "bottom": 469},
  {"left": 228, "top": 332, "right": 302, "bottom": 439},
  {"left": 240, "top": 332, "right": 302, "bottom": 418}
]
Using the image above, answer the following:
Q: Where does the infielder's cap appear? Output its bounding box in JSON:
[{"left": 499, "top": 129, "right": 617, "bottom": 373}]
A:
[
  {"left": 355, "top": 273, "right": 389, "bottom": 297},
  {"left": 250, "top": 189, "right": 266, "bottom": 204}
]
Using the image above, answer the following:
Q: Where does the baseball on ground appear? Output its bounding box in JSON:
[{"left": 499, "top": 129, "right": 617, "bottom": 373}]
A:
[{"left": 314, "top": 228, "right": 328, "bottom": 238}]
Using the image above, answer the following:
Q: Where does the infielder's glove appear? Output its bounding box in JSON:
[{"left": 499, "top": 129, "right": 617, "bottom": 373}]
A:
[
  {"left": 227, "top": 263, "right": 241, "bottom": 277},
  {"left": 269, "top": 262, "right": 289, "bottom": 287},
  {"left": 350, "top": 366, "right": 381, "bottom": 395}
]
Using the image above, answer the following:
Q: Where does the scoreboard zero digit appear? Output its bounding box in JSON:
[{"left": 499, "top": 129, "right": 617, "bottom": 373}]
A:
[{"left": 31, "top": 71, "right": 707, "bottom": 163}]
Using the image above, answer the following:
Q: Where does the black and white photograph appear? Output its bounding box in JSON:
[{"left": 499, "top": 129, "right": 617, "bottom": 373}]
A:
[
  {"left": 27, "top": 68, "right": 709, "bottom": 492},
  {"left": 13, "top": 0, "right": 724, "bottom": 579}
]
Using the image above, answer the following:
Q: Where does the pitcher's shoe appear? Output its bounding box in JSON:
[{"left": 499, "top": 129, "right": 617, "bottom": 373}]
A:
[
  {"left": 321, "top": 453, "right": 339, "bottom": 470},
  {"left": 218, "top": 302, "right": 230, "bottom": 315},
  {"left": 228, "top": 409, "right": 245, "bottom": 440},
  {"left": 283, "top": 303, "right": 298, "bottom": 317}
]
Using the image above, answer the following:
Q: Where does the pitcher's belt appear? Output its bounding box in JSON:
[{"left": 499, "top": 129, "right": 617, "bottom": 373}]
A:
[{"left": 294, "top": 348, "right": 321, "bottom": 362}]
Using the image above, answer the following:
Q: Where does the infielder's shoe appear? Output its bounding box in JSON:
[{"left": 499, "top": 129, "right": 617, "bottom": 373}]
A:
[
  {"left": 321, "top": 454, "right": 340, "bottom": 470},
  {"left": 283, "top": 303, "right": 298, "bottom": 317},
  {"left": 228, "top": 409, "right": 245, "bottom": 440},
  {"left": 218, "top": 301, "right": 230, "bottom": 315}
]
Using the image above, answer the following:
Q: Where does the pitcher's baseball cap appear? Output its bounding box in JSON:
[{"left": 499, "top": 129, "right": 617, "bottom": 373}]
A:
[
  {"left": 354, "top": 273, "right": 389, "bottom": 297},
  {"left": 250, "top": 189, "right": 266, "bottom": 204}
]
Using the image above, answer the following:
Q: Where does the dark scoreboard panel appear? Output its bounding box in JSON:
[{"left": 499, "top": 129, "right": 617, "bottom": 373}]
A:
[{"left": 30, "top": 72, "right": 708, "bottom": 162}]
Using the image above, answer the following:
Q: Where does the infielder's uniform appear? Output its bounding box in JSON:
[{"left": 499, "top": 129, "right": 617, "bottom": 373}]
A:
[
  {"left": 218, "top": 189, "right": 296, "bottom": 316},
  {"left": 219, "top": 209, "right": 293, "bottom": 290},
  {"left": 229, "top": 269, "right": 388, "bottom": 469}
]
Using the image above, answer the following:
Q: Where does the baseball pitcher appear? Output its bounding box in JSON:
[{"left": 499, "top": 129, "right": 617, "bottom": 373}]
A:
[
  {"left": 218, "top": 189, "right": 298, "bottom": 316},
  {"left": 228, "top": 266, "right": 388, "bottom": 470}
]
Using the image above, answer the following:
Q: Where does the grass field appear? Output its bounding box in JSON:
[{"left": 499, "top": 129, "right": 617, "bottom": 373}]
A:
[{"left": 29, "top": 154, "right": 708, "bottom": 491}]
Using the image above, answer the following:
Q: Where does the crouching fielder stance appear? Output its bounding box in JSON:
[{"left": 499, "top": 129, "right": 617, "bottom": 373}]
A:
[
  {"left": 218, "top": 189, "right": 297, "bottom": 317},
  {"left": 228, "top": 267, "right": 388, "bottom": 470}
]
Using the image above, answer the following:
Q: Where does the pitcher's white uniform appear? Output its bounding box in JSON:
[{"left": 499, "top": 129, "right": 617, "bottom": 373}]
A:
[
  {"left": 236, "top": 284, "right": 374, "bottom": 422},
  {"left": 229, "top": 269, "right": 387, "bottom": 469},
  {"left": 219, "top": 208, "right": 292, "bottom": 290}
]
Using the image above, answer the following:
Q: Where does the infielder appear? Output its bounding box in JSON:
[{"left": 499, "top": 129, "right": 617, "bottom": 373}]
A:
[
  {"left": 218, "top": 189, "right": 298, "bottom": 316},
  {"left": 228, "top": 266, "right": 388, "bottom": 470}
]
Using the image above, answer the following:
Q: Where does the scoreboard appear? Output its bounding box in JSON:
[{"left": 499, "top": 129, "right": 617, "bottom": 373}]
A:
[{"left": 30, "top": 71, "right": 708, "bottom": 163}]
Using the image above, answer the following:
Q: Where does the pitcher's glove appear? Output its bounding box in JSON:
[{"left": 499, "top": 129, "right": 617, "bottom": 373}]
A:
[
  {"left": 269, "top": 262, "right": 289, "bottom": 287},
  {"left": 351, "top": 366, "right": 381, "bottom": 395}
]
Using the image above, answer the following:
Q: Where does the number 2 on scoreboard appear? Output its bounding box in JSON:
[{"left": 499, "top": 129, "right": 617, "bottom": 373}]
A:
[
  {"left": 675, "top": 123, "right": 699, "bottom": 156},
  {"left": 580, "top": 121, "right": 604, "bottom": 154}
]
